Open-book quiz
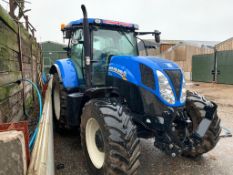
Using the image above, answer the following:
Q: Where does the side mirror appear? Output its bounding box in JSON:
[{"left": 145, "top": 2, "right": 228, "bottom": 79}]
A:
[
  {"left": 63, "top": 30, "right": 72, "bottom": 39},
  {"left": 73, "top": 30, "right": 82, "bottom": 41},
  {"left": 153, "top": 30, "right": 161, "bottom": 43},
  {"left": 71, "top": 30, "right": 84, "bottom": 44}
]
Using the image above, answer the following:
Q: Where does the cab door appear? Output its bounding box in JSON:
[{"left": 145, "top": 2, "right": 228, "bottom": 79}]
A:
[{"left": 70, "top": 29, "right": 85, "bottom": 84}]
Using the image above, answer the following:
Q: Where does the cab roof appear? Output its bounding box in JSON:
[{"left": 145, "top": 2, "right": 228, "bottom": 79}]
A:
[{"left": 65, "top": 18, "right": 139, "bottom": 30}]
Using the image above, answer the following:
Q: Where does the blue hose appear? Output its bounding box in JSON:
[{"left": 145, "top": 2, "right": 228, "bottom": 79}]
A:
[{"left": 20, "top": 79, "right": 43, "bottom": 151}]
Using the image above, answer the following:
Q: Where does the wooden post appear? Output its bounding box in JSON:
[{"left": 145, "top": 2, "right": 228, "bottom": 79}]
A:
[
  {"left": 9, "top": 0, "right": 17, "bottom": 19},
  {"left": 25, "top": 15, "right": 29, "bottom": 31},
  {"left": 17, "top": 22, "right": 26, "bottom": 118}
]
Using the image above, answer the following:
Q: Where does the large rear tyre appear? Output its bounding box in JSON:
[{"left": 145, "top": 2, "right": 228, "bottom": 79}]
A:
[
  {"left": 182, "top": 91, "right": 221, "bottom": 158},
  {"left": 80, "top": 98, "right": 140, "bottom": 175},
  {"left": 52, "top": 73, "right": 68, "bottom": 132}
]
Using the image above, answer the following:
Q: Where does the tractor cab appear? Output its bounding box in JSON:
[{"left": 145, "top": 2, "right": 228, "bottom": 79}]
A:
[{"left": 61, "top": 18, "right": 160, "bottom": 87}]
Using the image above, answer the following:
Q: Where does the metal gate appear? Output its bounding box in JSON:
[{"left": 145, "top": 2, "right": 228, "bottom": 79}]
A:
[
  {"left": 217, "top": 50, "right": 233, "bottom": 84},
  {"left": 192, "top": 54, "right": 214, "bottom": 82}
]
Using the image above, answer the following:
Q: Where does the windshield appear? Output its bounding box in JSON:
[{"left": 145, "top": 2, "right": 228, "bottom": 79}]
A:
[
  {"left": 93, "top": 29, "right": 137, "bottom": 58},
  {"left": 91, "top": 28, "right": 137, "bottom": 86}
]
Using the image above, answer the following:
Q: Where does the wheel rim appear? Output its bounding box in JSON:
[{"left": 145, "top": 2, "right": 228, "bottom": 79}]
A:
[
  {"left": 86, "top": 118, "right": 105, "bottom": 169},
  {"left": 53, "top": 84, "right": 60, "bottom": 120}
]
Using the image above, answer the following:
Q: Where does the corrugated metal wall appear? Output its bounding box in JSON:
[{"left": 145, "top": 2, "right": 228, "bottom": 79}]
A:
[
  {"left": 192, "top": 54, "right": 214, "bottom": 82},
  {"left": 216, "top": 37, "right": 233, "bottom": 51},
  {"left": 217, "top": 50, "right": 233, "bottom": 84},
  {"left": 192, "top": 50, "right": 233, "bottom": 85},
  {"left": 160, "top": 44, "right": 175, "bottom": 53},
  {"left": 160, "top": 44, "right": 213, "bottom": 80},
  {"left": 41, "top": 42, "right": 67, "bottom": 74},
  {"left": 215, "top": 38, "right": 233, "bottom": 84}
]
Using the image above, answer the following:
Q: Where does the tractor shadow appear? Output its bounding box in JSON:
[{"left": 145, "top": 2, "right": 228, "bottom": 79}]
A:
[
  {"left": 53, "top": 132, "right": 226, "bottom": 175},
  {"left": 139, "top": 138, "right": 225, "bottom": 175}
]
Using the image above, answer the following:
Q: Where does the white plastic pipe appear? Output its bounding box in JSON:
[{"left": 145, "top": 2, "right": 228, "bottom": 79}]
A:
[{"left": 27, "top": 77, "right": 54, "bottom": 175}]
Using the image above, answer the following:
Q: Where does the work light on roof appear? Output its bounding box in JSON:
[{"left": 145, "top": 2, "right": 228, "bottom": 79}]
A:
[{"left": 94, "top": 19, "right": 101, "bottom": 24}]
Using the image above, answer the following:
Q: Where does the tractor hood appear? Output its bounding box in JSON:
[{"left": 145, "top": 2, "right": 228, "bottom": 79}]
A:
[
  {"left": 138, "top": 56, "right": 180, "bottom": 70},
  {"left": 108, "top": 55, "right": 181, "bottom": 77},
  {"left": 108, "top": 55, "right": 185, "bottom": 107},
  {"left": 111, "top": 56, "right": 180, "bottom": 70}
]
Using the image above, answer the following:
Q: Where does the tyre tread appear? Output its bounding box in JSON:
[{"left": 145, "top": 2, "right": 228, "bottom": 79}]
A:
[
  {"left": 183, "top": 91, "right": 221, "bottom": 158},
  {"left": 81, "top": 98, "right": 140, "bottom": 175}
]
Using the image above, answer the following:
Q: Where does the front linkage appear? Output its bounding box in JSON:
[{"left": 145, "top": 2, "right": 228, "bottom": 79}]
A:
[
  {"left": 135, "top": 91, "right": 221, "bottom": 158},
  {"left": 154, "top": 101, "right": 217, "bottom": 157}
]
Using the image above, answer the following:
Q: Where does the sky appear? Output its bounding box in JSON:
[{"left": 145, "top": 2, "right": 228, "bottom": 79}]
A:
[{"left": 7, "top": 0, "right": 233, "bottom": 43}]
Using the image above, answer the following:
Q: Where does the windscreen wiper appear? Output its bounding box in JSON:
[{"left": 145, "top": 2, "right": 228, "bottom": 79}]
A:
[{"left": 118, "top": 30, "right": 135, "bottom": 48}]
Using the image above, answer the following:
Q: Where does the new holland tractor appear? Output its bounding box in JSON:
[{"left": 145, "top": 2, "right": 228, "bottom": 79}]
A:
[{"left": 50, "top": 5, "right": 221, "bottom": 175}]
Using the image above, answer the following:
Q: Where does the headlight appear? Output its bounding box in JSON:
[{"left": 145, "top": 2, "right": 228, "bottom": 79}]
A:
[
  {"left": 180, "top": 78, "right": 186, "bottom": 103},
  {"left": 156, "top": 70, "right": 175, "bottom": 104}
]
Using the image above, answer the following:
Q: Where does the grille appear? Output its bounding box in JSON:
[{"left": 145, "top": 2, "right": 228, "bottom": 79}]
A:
[
  {"left": 164, "top": 69, "right": 182, "bottom": 99},
  {"left": 140, "top": 64, "right": 155, "bottom": 90}
]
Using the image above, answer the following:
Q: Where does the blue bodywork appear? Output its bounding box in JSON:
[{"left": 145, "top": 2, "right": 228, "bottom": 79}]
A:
[
  {"left": 55, "top": 18, "right": 184, "bottom": 107},
  {"left": 65, "top": 18, "right": 139, "bottom": 30},
  {"left": 53, "top": 58, "right": 79, "bottom": 89},
  {"left": 108, "top": 56, "right": 185, "bottom": 107},
  {"left": 54, "top": 55, "right": 184, "bottom": 107}
]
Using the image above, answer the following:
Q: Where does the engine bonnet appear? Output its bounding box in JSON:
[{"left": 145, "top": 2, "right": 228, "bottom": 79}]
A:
[{"left": 108, "top": 55, "right": 184, "bottom": 107}]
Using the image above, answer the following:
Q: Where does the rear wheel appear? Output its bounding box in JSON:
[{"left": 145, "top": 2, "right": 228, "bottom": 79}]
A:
[
  {"left": 52, "top": 73, "right": 68, "bottom": 132},
  {"left": 182, "top": 91, "right": 221, "bottom": 158},
  {"left": 80, "top": 98, "right": 140, "bottom": 175}
]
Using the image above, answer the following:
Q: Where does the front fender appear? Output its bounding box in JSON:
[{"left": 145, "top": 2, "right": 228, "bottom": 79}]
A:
[{"left": 50, "top": 58, "right": 79, "bottom": 89}]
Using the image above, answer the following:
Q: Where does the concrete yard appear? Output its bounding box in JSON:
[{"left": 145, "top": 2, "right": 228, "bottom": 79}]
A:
[{"left": 54, "top": 82, "right": 233, "bottom": 175}]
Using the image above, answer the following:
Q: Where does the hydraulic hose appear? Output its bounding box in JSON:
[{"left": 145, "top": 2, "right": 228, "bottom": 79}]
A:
[
  {"left": 3, "top": 78, "right": 43, "bottom": 151},
  {"left": 15, "top": 79, "right": 43, "bottom": 151}
]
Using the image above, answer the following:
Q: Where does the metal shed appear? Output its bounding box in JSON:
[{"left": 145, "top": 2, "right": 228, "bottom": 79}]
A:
[
  {"left": 192, "top": 37, "right": 233, "bottom": 85},
  {"left": 160, "top": 41, "right": 216, "bottom": 80},
  {"left": 215, "top": 37, "right": 233, "bottom": 84},
  {"left": 41, "top": 41, "right": 67, "bottom": 74}
]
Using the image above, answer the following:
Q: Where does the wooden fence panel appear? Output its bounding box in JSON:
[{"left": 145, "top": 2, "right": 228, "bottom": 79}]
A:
[{"left": 0, "top": 4, "right": 42, "bottom": 123}]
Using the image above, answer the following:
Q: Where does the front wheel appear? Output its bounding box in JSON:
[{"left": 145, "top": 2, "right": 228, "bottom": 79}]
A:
[
  {"left": 80, "top": 98, "right": 140, "bottom": 175},
  {"left": 52, "top": 73, "right": 67, "bottom": 132},
  {"left": 182, "top": 91, "right": 221, "bottom": 158}
]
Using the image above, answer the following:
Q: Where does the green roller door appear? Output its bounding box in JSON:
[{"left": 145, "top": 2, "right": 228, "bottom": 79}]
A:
[
  {"left": 217, "top": 50, "right": 233, "bottom": 84},
  {"left": 192, "top": 54, "right": 214, "bottom": 82}
]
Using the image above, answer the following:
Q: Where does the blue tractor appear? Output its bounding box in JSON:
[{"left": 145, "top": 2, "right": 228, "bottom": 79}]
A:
[{"left": 50, "top": 5, "right": 221, "bottom": 175}]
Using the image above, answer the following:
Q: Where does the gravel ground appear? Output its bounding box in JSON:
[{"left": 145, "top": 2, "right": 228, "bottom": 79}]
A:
[{"left": 54, "top": 82, "right": 233, "bottom": 175}]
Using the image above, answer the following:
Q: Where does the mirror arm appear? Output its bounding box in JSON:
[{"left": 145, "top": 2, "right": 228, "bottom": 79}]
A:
[
  {"left": 136, "top": 31, "right": 161, "bottom": 35},
  {"left": 136, "top": 37, "right": 148, "bottom": 56},
  {"left": 136, "top": 30, "right": 161, "bottom": 43}
]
